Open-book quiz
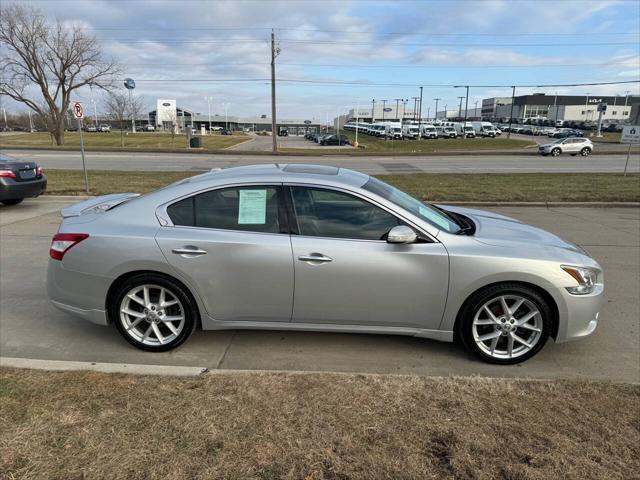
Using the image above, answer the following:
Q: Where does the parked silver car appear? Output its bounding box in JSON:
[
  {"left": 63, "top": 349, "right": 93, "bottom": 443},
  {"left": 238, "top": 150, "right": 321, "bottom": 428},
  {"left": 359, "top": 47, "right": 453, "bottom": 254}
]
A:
[{"left": 47, "top": 164, "right": 603, "bottom": 364}]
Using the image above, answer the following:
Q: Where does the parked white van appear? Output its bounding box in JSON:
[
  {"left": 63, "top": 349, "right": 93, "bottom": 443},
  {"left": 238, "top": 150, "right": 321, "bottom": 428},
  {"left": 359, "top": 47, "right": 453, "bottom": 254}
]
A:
[
  {"left": 402, "top": 124, "right": 420, "bottom": 139},
  {"left": 421, "top": 124, "right": 438, "bottom": 139}
]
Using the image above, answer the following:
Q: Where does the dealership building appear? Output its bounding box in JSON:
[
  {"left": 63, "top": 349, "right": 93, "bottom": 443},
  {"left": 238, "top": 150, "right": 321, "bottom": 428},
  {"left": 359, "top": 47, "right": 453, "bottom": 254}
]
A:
[
  {"left": 145, "top": 99, "right": 321, "bottom": 135},
  {"left": 481, "top": 94, "right": 639, "bottom": 123}
]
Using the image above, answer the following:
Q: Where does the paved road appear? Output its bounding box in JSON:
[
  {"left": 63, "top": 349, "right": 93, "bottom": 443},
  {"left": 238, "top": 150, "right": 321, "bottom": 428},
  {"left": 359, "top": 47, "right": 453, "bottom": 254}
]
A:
[
  {"left": 1, "top": 198, "right": 638, "bottom": 381},
  {"left": 3, "top": 148, "right": 639, "bottom": 174}
]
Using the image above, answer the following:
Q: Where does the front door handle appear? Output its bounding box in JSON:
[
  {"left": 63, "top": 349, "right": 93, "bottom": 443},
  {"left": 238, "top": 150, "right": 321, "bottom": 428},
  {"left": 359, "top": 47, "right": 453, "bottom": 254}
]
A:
[
  {"left": 172, "top": 246, "right": 207, "bottom": 257},
  {"left": 298, "top": 253, "right": 333, "bottom": 263}
]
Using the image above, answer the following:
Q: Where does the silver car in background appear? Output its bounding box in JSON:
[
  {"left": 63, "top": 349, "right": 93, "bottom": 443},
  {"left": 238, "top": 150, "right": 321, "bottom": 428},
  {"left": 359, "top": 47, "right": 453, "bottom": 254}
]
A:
[{"left": 47, "top": 164, "right": 604, "bottom": 364}]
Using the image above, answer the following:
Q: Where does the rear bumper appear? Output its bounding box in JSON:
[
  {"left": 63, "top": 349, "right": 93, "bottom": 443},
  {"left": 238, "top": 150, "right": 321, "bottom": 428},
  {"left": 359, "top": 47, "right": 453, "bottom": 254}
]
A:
[
  {"left": 47, "top": 259, "right": 111, "bottom": 326},
  {"left": 0, "top": 176, "right": 47, "bottom": 201}
]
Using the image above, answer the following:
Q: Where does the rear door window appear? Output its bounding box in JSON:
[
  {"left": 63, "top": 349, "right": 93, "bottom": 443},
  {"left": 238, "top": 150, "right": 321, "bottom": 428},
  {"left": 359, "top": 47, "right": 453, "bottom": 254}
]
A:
[{"left": 167, "top": 186, "right": 282, "bottom": 234}]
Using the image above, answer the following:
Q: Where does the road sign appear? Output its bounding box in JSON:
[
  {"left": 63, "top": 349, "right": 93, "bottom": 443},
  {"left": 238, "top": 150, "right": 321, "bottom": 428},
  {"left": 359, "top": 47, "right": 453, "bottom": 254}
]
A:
[
  {"left": 72, "top": 102, "right": 84, "bottom": 119},
  {"left": 597, "top": 103, "right": 607, "bottom": 112},
  {"left": 621, "top": 126, "right": 639, "bottom": 144}
]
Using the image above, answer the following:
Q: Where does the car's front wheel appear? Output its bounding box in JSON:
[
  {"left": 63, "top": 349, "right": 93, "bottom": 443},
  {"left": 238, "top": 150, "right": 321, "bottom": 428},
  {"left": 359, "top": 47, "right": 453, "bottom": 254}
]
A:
[
  {"left": 580, "top": 147, "right": 591, "bottom": 156},
  {"left": 1, "top": 198, "right": 23, "bottom": 206},
  {"left": 551, "top": 148, "right": 561, "bottom": 157},
  {"left": 458, "top": 284, "right": 552, "bottom": 364},
  {"left": 111, "top": 274, "right": 197, "bottom": 352}
]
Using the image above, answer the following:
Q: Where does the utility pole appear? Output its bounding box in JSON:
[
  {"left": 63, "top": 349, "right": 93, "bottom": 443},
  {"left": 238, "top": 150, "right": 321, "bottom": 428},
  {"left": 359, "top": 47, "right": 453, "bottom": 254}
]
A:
[
  {"left": 474, "top": 100, "right": 478, "bottom": 118},
  {"left": 418, "top": 86, "right": 423, "bottom": 137},
  {"left": 382, "top": 100, "right": 387, "bottom": 120},
  {"left": 205, "top": 96, "right": 213, "bottom": 134},
  {"left": 433, "top": 98, "right": 440, "bottom": 122},
  {"left": 394, "top": 98, "right": 402, "bottom": 121},
  {"left": 457, "top": 96, "right": 464, "bottom": 119},
  {"left": 507, "top": 86, "right": 516, "bottom": 139},
  {"left": 554, "top": 92, "right": 559, "bottom": 125},
  {"left": 371, "top": 99, "right": 375, "bottom": 122},
  {"left": 412, "top": 97, "right": 419, "bottom": 120},
  {"left": 463, "top": 86, "right": 469, "bottom": 129},
  {"left": 270, "top": 29, "right": 279, "bottom": 152}
]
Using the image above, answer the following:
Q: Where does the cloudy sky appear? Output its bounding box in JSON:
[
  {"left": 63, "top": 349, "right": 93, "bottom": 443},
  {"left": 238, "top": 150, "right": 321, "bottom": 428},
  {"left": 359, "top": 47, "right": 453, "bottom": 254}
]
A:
[{"left": 7, "top": 0, "right": 640, "bottom": 120}]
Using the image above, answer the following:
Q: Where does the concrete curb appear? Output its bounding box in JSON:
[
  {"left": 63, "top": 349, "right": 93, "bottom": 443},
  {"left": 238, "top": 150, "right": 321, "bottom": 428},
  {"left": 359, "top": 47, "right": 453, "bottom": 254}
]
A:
[
  {"left": 0, "top": 357, "right": 207, "bottom": 377},
  {"left": 38, "top": 195, "right": 640, "bottom": 207}
]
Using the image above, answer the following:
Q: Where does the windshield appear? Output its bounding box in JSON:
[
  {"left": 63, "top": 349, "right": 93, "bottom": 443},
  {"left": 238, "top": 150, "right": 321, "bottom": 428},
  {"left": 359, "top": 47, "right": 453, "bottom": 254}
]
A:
[{"left": 362, "top": 177, "right": 460, "bottom": 233}]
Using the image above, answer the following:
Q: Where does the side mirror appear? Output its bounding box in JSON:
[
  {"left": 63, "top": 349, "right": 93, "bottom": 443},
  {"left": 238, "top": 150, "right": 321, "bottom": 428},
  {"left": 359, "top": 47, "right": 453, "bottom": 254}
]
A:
[{"left": 387, "top": 225, "right": 417, "bottom": 244}]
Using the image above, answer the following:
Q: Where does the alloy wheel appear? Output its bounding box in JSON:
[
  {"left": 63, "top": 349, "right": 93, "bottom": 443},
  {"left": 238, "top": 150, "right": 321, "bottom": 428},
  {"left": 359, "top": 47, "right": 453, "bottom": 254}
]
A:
[
  {"left": 119, "top": 284, "right": 185, "bottom": 346},
  {"left": 471, "top": 294, "right": 543, "bottom": 360}
]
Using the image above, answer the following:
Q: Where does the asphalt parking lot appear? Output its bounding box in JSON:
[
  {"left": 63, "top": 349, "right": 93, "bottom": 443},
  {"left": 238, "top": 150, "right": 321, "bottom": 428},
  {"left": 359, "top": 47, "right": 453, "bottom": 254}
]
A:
[{"left": 1, "top": 198, "right": 638, "bottom": 382}]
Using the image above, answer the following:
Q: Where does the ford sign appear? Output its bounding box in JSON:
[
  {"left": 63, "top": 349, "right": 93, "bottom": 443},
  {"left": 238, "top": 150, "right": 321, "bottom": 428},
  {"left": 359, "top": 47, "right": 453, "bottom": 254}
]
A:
[
  {"left": 162, "top": 102, "right": 171, "bottom": 107},
  {"left": 124, "top": 78, "right": 136, "bottom": 90},
  {"left": 383, "top": 107, "right": 392, "bottom": 112}
]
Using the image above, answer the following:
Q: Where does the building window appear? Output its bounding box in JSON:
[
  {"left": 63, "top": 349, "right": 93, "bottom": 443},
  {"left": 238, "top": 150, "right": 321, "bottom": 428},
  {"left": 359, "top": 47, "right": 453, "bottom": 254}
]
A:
[
  {"left": 581, "top": 111, "right": 586, "bottom": 115},
  {"left": 612, "top": 111, "right": 618, "bottom": 115},
  {"left": 623, "top": 111, "right": 629, "bottom": 115}
]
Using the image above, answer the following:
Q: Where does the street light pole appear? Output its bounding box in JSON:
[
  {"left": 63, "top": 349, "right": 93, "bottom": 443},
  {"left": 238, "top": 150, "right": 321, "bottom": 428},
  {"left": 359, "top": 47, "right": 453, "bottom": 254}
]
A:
[
  {"left": 371, "top": 99, "right": 375, "bottom": 123},
  {"left": 355, "top": 102, "right": 359, "bottom": 147},
  {"left": 584, "top": 93, "right": 590, "bottom": 121},
  {"left": 418, "top": 86, "right": 423, "bottom": 137},
  {"left": 554, "top": 92, "right": 559, "bottom": 125},
  {"left": 457, "top": 96, "right": 464, "bottom": 119},
  {"left": 205, "top": 96, "right": 212, "bottom": 134},
  {"left": 507, "top": 86, "right": 516, "bottom": 139},
  {"left": 382, "top": 99, "right": 387, "bottom": 121}
]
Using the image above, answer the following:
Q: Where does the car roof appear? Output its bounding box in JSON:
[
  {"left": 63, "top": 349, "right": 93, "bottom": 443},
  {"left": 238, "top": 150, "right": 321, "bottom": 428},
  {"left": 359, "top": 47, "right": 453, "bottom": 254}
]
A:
[{"left": 176, "top": 163, "right": 370, "bottom": 190}]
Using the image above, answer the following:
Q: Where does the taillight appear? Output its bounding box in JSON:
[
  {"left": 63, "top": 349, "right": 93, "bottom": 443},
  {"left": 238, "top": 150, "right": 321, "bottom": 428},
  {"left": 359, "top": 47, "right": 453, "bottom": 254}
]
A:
[
  {"left": 0, "top": 169, "right": 16, "bottom": 178},
  {"left": 50, "top": 233, "right": 89, "bottom": 261},
  {"left": 36, "top": 166, "right": 43, "bottom": 177}
]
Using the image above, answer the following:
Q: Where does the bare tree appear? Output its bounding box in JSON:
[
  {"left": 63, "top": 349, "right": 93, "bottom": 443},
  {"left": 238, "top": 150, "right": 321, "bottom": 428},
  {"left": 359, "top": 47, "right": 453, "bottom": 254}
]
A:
[
  {"left": 0, "top": 4, "right": 119, "bottom": 145},
  {"left": 103, "top": 92, "right": 143, "bottom": 147}
]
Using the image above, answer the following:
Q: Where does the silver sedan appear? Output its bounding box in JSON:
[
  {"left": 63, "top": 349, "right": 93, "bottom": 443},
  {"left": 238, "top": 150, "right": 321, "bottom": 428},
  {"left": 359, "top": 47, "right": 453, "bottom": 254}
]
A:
[{"left": 47, "top": 164, "right": 604, "bottom": 364}]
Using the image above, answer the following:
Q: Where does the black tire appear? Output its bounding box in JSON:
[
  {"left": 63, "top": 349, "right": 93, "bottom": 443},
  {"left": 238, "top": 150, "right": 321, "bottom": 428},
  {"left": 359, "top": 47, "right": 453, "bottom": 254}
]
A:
[
  {"left": 551, "top": 148, "right": 561, "bottom": 157},
  {"left": 1, "top": 198, "right": 23, "bottom": 206},
  {"left": 110, "top": 273, "right": 198, "bottom": 352},
  {"left": 580, "top": 147, "right": 591, "bottom": 157},
  {"left": 457, "top": 283, "right": 552, "bottom": 365}
]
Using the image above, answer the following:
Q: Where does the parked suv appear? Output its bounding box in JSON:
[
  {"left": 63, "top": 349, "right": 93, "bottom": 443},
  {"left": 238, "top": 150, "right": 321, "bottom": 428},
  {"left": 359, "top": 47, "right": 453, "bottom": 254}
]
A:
[{"left": 539, "top": 137, "right": 593, "bottom": 157}]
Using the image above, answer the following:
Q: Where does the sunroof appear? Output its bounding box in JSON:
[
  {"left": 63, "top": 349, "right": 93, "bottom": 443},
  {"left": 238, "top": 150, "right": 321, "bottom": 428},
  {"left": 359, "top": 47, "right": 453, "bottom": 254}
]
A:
[{"left": 282, "top": 164, "right": 339, "bottom": 175}]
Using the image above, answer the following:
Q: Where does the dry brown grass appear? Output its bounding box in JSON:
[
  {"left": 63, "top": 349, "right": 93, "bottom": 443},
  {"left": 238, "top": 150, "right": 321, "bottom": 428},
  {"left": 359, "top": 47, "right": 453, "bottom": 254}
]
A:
[{"left": 1, "top": 368, "right": 638, "bottom": 480}]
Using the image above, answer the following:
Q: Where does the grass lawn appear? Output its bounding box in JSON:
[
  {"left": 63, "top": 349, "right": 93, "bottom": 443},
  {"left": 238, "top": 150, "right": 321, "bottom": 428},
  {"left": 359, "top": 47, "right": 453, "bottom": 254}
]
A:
[
  {"left": 43, "top": 170, "right": 640, "bottom": 202},
  {"left": 593, "top": 131, "right": 622, "bottom": 143},
  {"left": 0, "top": 131, "right": 250, "bottom": 151},
  {"left": 1, "top": 368, "right": 638, "bottom": 479}
]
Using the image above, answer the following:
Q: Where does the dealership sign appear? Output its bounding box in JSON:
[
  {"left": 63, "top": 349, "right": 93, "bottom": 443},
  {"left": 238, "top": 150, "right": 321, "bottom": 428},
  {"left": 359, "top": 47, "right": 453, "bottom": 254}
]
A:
[{"left": 621, "top": 126, "right": 639, "bottom": 144}]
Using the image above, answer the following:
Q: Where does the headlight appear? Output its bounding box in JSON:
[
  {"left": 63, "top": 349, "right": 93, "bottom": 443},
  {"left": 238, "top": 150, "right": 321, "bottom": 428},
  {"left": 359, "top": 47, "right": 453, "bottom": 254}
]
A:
[{"left": 561, "top": 265, "right": 598, "bottom": 295}]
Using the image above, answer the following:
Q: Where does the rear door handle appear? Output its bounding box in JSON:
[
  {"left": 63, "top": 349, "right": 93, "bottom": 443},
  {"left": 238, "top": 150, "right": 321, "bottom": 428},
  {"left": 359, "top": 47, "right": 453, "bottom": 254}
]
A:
[
  {"left": 172, "top": 246, "right": 207, "bottom": 257},
  {"left": 298, "top": 253, "right": 333, "bottom": 263}
]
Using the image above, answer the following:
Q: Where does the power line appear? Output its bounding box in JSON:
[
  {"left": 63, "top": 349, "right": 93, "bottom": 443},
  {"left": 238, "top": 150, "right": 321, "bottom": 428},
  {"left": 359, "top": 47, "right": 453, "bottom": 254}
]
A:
[
  {"left": 130, "top": 78, "right": 640, "bottom": 88},
  {"left": 93, "top": 38, "right": 636, "bottom": 47}
]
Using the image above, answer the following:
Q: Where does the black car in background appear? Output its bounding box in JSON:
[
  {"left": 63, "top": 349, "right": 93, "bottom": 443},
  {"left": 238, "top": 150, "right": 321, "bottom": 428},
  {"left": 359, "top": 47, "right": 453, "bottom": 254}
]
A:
[
  {"left": 320, "top": 134, "right": 350, "bottom": 146},
  {"left": 0, "top": 154, "right": 47, "bottom": 205}
]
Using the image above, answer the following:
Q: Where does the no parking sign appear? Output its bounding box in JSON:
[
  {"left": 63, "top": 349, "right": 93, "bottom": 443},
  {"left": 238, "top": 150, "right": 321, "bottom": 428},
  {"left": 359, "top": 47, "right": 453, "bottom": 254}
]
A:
[{"left": 72, "top": 101, "right": 84, "bottom": 119}]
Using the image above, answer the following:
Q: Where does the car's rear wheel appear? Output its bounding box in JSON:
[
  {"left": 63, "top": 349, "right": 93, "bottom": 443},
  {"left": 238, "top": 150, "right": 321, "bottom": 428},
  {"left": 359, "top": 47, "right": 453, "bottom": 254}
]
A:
[
  {"left": 111, "top": 274, "right": 197, "bottom": 352},
  {"left": 580, "top": 147, "right": 591, "bottom": 156},
  {"left": 1, "top": 198, "right": 23, "bottom": 206},
  {"left": 551, "top": 148, "right": 561, "bottom": 157},
  {"left": 458, "top": 284, "right": 551, "bottom": 364}
]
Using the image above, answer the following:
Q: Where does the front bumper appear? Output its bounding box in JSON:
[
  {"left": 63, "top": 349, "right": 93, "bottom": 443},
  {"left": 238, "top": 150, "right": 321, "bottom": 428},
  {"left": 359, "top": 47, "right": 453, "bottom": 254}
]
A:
[
  {"left": 554, "top": 284, "right": 604, "bottom": 343},
  {"left": 0, "top": 176, "right": 47, "bottom": 201}
]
